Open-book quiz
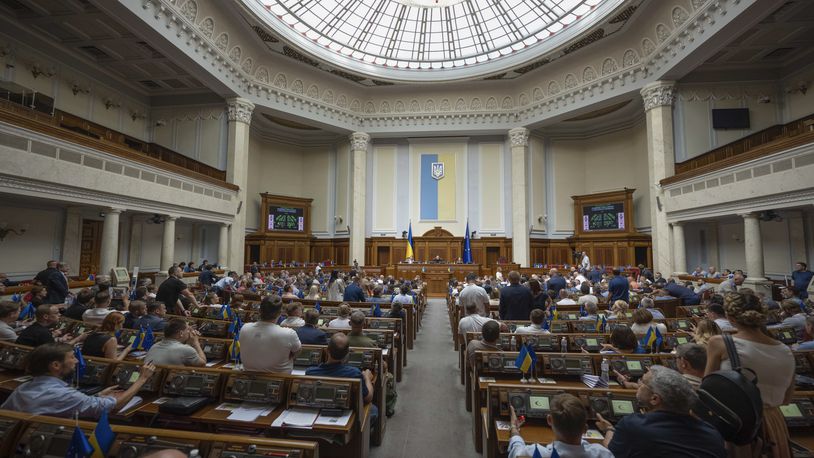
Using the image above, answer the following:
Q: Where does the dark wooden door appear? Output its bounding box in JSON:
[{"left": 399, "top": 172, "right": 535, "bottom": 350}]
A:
[{"left": 79, "top": 220, "right": 102, "bottom": 277}]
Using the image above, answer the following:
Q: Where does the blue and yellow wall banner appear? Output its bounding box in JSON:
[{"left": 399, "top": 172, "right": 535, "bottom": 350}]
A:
[{"left": 420, "top": 153, "right": 456, "bottom": 220}]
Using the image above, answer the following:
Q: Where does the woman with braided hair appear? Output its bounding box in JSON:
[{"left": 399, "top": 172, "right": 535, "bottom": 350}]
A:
[{"left": 705, "top": 292, "right": 795, "bottom": 458}]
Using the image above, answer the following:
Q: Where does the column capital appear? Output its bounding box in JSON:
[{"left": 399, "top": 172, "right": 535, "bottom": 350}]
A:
[
  {"left": 670, "top": 221, "right": 685, "bottom": 227},
  {"left": 349, "top": 132, "right": 370, "bottom": 152},
  {"left": 740, "top": 212, "right": 760, "bottom": 220},
  {"left": 640, "top": 81, "right": 677, "bottom": 111},
  {"left": 508, "top": 127, "right": 529, "bottom": 147},
  {"left": 226, "top": 98, "right": 255, "bottom": 124},
  {"left": 105, "top": 207, "right": 124, "bottom": 214},
  {"left": 220, "top": 222, "right": 231, "bottom": 228},
  {"left": 165, "top": 215, "right": 180, "bottom": 221}
]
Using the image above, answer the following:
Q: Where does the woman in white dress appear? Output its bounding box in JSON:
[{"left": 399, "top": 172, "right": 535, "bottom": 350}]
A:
[{"left": 327, "top": 271, "right": 345, "bottom": 302}]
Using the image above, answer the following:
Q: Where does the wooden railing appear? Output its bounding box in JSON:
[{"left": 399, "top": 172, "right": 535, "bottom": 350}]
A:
[
  {"left": 0, "top": 98, "right": 236, "bottom": 190},
  {"left": 663, "top": 112, "right": 814, "bottom": 185}
]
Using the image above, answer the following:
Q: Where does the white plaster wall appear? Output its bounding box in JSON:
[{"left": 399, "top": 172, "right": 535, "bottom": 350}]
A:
[
  {"left": 150, "top": 105, "right": 228, "bottom": 170},
  {"left": 0, "top": 204, "right": 63, "bottom": 280}
]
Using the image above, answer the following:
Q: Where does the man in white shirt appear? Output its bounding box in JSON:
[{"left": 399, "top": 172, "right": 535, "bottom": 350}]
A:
[
  {"left": 556, "top": 289, "right": 576, "bottom": 306},
  {"left": 144, "top": 318, "right": 206, "bottom": 367},
  {"left": 458, "top": 302, "right": 495, "bottom": 341},
  {"left": 459, "top": 273, "right": 491, "bottom": 316},
  {"left": 515, "top": 309, "right": 550, "bottom": 335},
  {"left": 705, "top": 303, "right": 735, "bottom": 332},
  {"left": 239, "top": 295, "right": 302, "bottom": 373},
  {"left": 82, "top": 290, "right": 113, "bottom": 326},
  {"left": 214, "top": 271, "right": 238, "bottom": 293},
  {"left": 580, "top": 251, "right": 591, "bottom": 271}
]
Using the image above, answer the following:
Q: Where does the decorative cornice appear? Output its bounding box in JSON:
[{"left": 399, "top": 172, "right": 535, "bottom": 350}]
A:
[
  {"left": 349, "top": 132, "right": 370, "bottom": 152},
  {"left": 509, "top": 128, "right": 530, "bottom": 147},
  {"left": 640, "top": 81, "right": 676, "bottom": 111},
  {"left": 226, "top": 98, "right": 255, "bottom": 124}
]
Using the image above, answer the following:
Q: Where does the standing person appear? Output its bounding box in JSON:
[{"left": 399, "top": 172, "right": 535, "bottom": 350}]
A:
[
  {"left": 580, "top": 251, "right": 591, "bottom": 271},
  {"left": 792, "top": 262, "right": 813, "bottom": 300},
  {"left": 44, "top": 262, "right": 70, "bottom": 305},
  {"left": 343, "top": 276, "right": 367, "bottom": 302},
  {"left": 499, "top": 271, "right": 534, "bottom": 321},
  {"left": 459, "top": 273, "right": 490, "bottom": 317},
  {"left": 34, "top": 261, "right": 58, "bottom": 286},
  {"left": 327, "top": 271, "right": 345, "bottom": 301},
  {"left": 705, "top": 292, "right": 795, "bottom": 458},
  {"left": 607, "top": 269, "right": 629, "bottom": 303},
  {"left": 546, "top": 269, "right": 567, "bottom": 297},
  {"left": 157, "top": 266, "right": 199, "bottom": 316}
]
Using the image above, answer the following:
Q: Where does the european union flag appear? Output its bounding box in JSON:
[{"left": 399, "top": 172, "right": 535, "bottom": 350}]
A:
[
  {"left": 371, "top": 303, "right": 382, "bottom": 317},
  {"left": 463, "top": 220, "right": 472, "bottom": 264},
  {"left": 89, "top": 409, "right": 115, "bottom": 458},
  {"left": 10, "top": 293, "right": 21, "bottom": 302},
  {"left": 526, "top": 344, "right": 537, "bottom": 374},
  {"left": 579, "top": 304, "right": 586, "bottom": 317},
  {"left": 314, "top": 301, "right": 321, "bottom": 313},
  {"left": 87, "top": 274, "right": 95, "bottom": 281},
  {"left": 131, "top": 327, "right": 143, "bottom": 350},
  {"left": 17, "top": 302, "right": 35, "bottom": 321},
  {"left": 542, "top": 317, "right": 551, "bottom": 331},
  {"left": 547, "top": 445, "right": 558, "bottom": 458},
  {"left": 73, "top": 346, "right": 86, "bottom": 381},
  {"left": 65, "top": 425, "right": 93, "bottom": 458},
  {"left": 142, "top": 326, "right": 154, "bottom": 351},
  {"left": 654, "top": 325, "right": 663, "bottom": 351},
  {"left": 595, "top": 314, "right": 607, "bottom": 333},
  {"left": 515, "top": 344, "right": 532, "bottom": 373}
]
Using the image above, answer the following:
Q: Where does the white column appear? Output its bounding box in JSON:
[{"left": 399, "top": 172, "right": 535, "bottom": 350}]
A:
[
  {"left": 641, "top": 81, "right": 677, "bottom": 274},
  {"left": 226, "top": 98, "right": 255, "bottom": 271},
  {"left": 99, "top": 208, "right": 123, "bottom": 275},
  {"left": 218, "top": 223, "right": 230, "bottom": 267},
  {"left": 741, "top": 213, "right": 766, "bottom": 280},
  {"left": 349, "top": 132, "right": 370, "bottom": 266},
  {"left": 160, "top": 215, "right": 178, "bottom": 271},
  {"left": 509, "top": 127, "right": 530, "bottom": 267},
  {"left": 61, "top": 206, "right": 83, "bottom": 270},
  {"left": 671, "top": 221, "right": 687, "bottom": 276}
]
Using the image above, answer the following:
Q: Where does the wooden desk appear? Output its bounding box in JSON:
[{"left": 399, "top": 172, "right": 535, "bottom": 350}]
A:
[{"left": 393, "top": 264, "right": 476, "bottom": 297}]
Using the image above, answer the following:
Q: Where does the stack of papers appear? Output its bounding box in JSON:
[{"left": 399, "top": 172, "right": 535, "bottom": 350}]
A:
[
  {"left": 314, "top": 410, "right": 352, "bottom": 427},
  {"left": 226, "top": 402, "right": 275, "bottom": 422},
  {"left": 581, "top": 374, "right": 609, "bottom": 388},
  {"left": 583, "top": 429, "right": 604, "bottom": 440},
  {"left": 271, "top": 407, "right": 319, "bottom": 429},
  {"left": 117, "top": 396, "right": 143, "bottom": 414},
  {"left": 205, "top": 360, "right": 223, "bottom": 367}
]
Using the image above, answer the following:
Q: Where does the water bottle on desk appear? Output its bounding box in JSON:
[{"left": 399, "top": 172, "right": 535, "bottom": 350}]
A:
[
  {"left": 560, "top": 336, "right": 568, "bottom": 353},
  {"left": 510, "top": 335, "right": 516, "bottom": 351},
  {"left": 600, "top": 357, "right": 610, "bottom": 385}
]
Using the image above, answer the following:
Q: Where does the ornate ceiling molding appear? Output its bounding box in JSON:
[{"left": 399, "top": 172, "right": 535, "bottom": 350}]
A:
[{"left": 134, "top": 0, "right": 760, "bottom": 133}]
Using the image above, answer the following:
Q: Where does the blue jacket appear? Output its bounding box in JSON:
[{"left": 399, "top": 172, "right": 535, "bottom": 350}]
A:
[
  {"left": 608, "top": 275, "right": 629, "bottom": 303},
  {"left": 343, "top": 283, "right": 366, "bottom": 302},
  {"left": 546, "top": 276, "right": 567, "bottom": 296},
  {"left": 295, "top": 325, "right": 328, "bottom": 345},
  {"left": 499, "top": 284, "right": 534, "bottom": 320}
]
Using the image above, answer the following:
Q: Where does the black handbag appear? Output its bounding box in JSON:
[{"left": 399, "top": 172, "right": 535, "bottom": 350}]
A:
[
  {"left": 158, "top": 396, "right": 210, "bottom": 416},
  {"left": 696, "top": 334, "right": 764, "bottom": 445}
]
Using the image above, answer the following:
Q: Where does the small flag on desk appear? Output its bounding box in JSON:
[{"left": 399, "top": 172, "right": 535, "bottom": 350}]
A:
[
  {"left": 654, "top": 325, "right": 663, "bottom": 351},
  {"left": 17, "top": 302, "right": 35, "bottom": 321},
  {"left": 515, "top": 344, "right": 532, "bottom": 373},
  {"left": 220, "top": 303, "right": 233, "bottom": 321},
  {"left": 526, "top": 344, "right": 537, "bottom": 375},
  {"left": 550, "top": 304, "right": 558, "bottom": 321},
  {"left": 314, "top": 301, "right": 321, "bottom": 313},
  {"left": 229, "top": 331, "right": 241, "bottom": 363},
  {"left": 371, "top": 303, "right": 382, "bottom": 317},
  {"left": 595, "top": 314, "right": 607, "bottom": 333},
  {"left": 10, "top": 293, "right": 21, "bottom": 303},
  {"left": 542, "top": 317, "right": 551, "bottom": 331},
  {"left": 228, "top": 314, "right": 243, "bottom": 336},
  {"left": 65, "top": 425, "right": 93, "bottom": 458},
  {"left": 579, "top": 304, "right": 586, "bottom": 317},
  {"left": 89, "top": 409, "right": 115, "bottom": 458},
  {"left": 641, "top": 326, "right": 657, "bottom": 353},
  {"left": 73, "top": 346, "right": 86, "bottom": 381},
  {"left": 547, "top": 445, "right": 558, "bottom": 458},
  {"left": 142, "top": 326, "right": 154, "bottom": 351}
]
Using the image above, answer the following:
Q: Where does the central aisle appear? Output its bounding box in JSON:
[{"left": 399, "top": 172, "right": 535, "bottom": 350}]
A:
[{"left": 371, "top": 298, "right": 478, "bottom": 458}]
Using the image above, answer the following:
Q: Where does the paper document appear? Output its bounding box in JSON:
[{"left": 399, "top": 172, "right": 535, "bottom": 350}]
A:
[
  {"left": 478, "top": 377, "right": 496, "bottom": 383},
  {"left": 117, "top": 396, "right": 143, "bottom": 414},
  {"left": 271, "top": 407, "right": 319, "bottom": 428},
  {"left": 152, "top": 397, "right": 170, "bottom": 405},
  {"left": 583, "top": 429, "right": 604, "bottom": 440},
  {"left": 314, "top": 409, "right": 352, "bottom": 427},
  {"left": 215, "top": 402, "right": 241, "bottom": 411},
  {"left": 291, "top": 369, "right": 306, "bottom": 375},
  {"left": 227, "top": 403, "right": 272, "bottom": 422},
  {"left": 205, "top": 360, "right": 223, "bottom": 368},
  {"left": 495, "top": 420, "right": 511, "bottom": 431}
]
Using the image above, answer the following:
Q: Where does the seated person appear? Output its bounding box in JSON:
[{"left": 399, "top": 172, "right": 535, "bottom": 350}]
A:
[
  {"left": 347, "top": 311, "right": 377, "bottom": 347},
  {"left": 576, "top": 283, "right": 598, "bottom": 308},
  {"left": 144, "top": 319, "right": 205, "bottom": 367},
  {"left": 391, "top": 285, "right": 414, "bottom": 307},
  {"left": 0, "top": 301, "right": 20, "bottom": 342},
  {"left": 82, "top": 312, "right": 132, "bottom": 360},
  {"left": 795, "top": 316, "right": 814, "bottom": 350},
  {"left": 607, "top": 300, "right": 629, "bottom": 320},
  {"left": 1, "top": 342, "right": 155, "bottom": 419},
  {"left": 134, "top": 301, "right": 168, "bottom": 332},
  {"left": 458, "top": 302, "right": 496, "bottom": 339},
  {"left": 17, "top": 304, "right": 87, "bottom": 347},
  {"left": 769, "top": 299, "right": 807, "bottom": 340},
  {"left": 366, "top": 285, "right": 390, "bottom": 303},
  {"left": 328, "top": 304, "right": 352, "bottom": 328},
  {"left": 123, "top": 300, "right": 147, "bottom": 329},
  {"left": 63, "top": 288, "right": 94, "bottom": 321},
  {"left": 82, "top": 290, "right": 113, "bottom": 326},
  {"left": 601, "top": 325, "right": 638, "bottom": 354},
  {"left": 240, "top": 295, "right": 301, "bottom": 373},
  {"left": 556, "top": 289, "right": 577, "bottom": 306},
  {"left": 294, "top": 308, "right": 328, "bottom": 345},
  {"left": 579, "top": 302, "right": 599, "bottom": 321},
  {"left": 629, "top": 308, "right": 667, "bottom": 338},
  {"left": 515, "top": 309, "right": 550, "bottom": 335},
  {"left": 596, "top": 366, "right": 726, "bottom": 457},
  {"left": 705, "top": 303, "right": 735, "bottom": 332},
  {"left": 280, "top": 302, "right": 306, "bottom": 328},
  {"left": 466, "top": 320, "right": 501, "bottom": 368},
  {"left": 508, "top": 393, "right": 613, "bottom": 458},
  {"left": 674, "top": 343, "right": 706, "bottom": 389},
  {"left": 639, "top": 297, "right": 665, "bottom": 320},
  {"left": 306, "top": 333, "right": 377, "bottom": 428}
]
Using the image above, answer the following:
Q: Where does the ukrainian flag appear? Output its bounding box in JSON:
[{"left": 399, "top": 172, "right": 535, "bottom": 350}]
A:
[
  {"left": 89, "top": 409, "right": 115, "bottom": 458},
  {"left": 405, "top": 222, "right": 415, "bottom": 259},
  {"left": 420, "top": 153, "right": 456, "bottom": 220},
  {"left": 595, "top": 314, "right": 607, "bottom": 333},
  {"left": 229, "top": 332, "right": 241, "bottom": 363},
  {"left": 515, "top": 345, "right": 532, "bottom": 373},
  {"left": 642, "top": 326, "right": 656, "bottom": 351}
]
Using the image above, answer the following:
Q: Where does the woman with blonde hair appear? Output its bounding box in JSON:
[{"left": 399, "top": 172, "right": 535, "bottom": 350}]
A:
[
  {"left": 81, "top": 312, "right": 131, "bottom": 360},
  {"left": 607, "top": 300, "right": 629, "bottom": 320},
  {"left": 328, "top": 304, "right": 352, "bottom": 328},
  {"left": 629, "top": 308, "right": 667, "bottom": 337},
  {"left": 690, "top": 318, "right": 721, "bottom": 347},
  {"left": 304, "top": 285, "right": 321, "bottom": 301},
  {"left": 705, "top": 292, "right": 795, "bottom": 458}
]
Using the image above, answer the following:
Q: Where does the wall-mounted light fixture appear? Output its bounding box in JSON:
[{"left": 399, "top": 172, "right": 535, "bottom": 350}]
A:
[
  {"left": 0, "top": 222, "right": 29, "bottom": 242},
  {"left": 30, "top": 63, "right": 55, "bottom": 79},
  {"left": 104, "top": 99, "right": 121, "bottom": 110},
  {"left": 71, "top": 84, "right": 90, "bottom": 96}
]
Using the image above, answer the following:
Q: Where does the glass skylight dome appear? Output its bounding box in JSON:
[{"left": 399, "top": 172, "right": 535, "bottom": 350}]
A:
[{"left": 242, "top": 0, "right": 625, "bottom": 82}]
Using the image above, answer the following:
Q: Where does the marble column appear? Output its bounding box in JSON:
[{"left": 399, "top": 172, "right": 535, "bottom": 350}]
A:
[
  {"left": 128, "top": 214, "right": 144, "bottom": 271},
  {"left": 218, "top": 223, "right": 230, "bottom": 267},
  {"left": 160, "top": 215, "right": 178, "bottom": 271},
  {"left": 509, "top": 127, "right": 530, "bottom": 267},
  {"left": 349, "top": 132, "right": 370, "bottom": 266},
  {"left": 226, "top": 98, "right": 254, "bottom": 271},
  {"left": 671, "top": 221, "right": 687, "bottom": 276},
  {"left": 641, "top": 81, "right": 677, "bottom": 274},
  {"left": 61, "top": 207, "right": 83, "bottom": 270},
  {"left": 741, "top": 213, "right": 766, "bottom": 280},
  {"left": 99, "top": 208, "right": 123, "bottom": 275}
]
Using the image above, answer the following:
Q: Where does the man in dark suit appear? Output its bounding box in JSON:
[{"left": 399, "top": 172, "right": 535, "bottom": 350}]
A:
[
  {"left": 343, "top": 277, "right": 366, "bottom": 302},
  {"left": 546, "top": 268, "right": 567, "bottom": 297},
  {"left": 608, "top": 269, "right": 629, "bottom": 303},
  {"left": 198, "top": 265, "right": 216, "bottom": 287},
  {"left": 44, "top": 263, "right": 70, "bottom": 305},
  {"left": 295, "top": 309, "right": 328, "bottom": 345},
  {"left": 34, "top": 261, "right": 58, "bottom": 285},
  {"left": 499, "top": 271, "right": 534, "bottom": 320}
]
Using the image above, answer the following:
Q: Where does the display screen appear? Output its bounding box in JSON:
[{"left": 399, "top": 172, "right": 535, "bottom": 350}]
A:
[
  {"left": 250, "top": 381, "right": 267, "bottom": 394},
  {"left": 586, "top": 338, "right": 598, "bottom": 347},
  {"left": 203, "top": 345, "right": 212, "bottom": 352},
  {"left": 783, "top": 332, "right": 794, "bottom": 339},
  {"left": 611, "top": 400, "right": 635, "bottom": 415},
  {"left": 128, "top": 371, "right": 140, "bottom": 383},
  {"left": 582, "top": 202, "right": 625, "bottom": 231},
  {"left": 676, "top": 337, "right": 689, "bottom": 345},
  {"left": 529, "top": 396, "right": 550, "bottom": 410},
  {"left": 267, "top": 206, "right": 304, "bottom": 231},
  {"left": 567, "top": 313, "right": 578, "bottom": 320},
  {"left": 315, "top": 387, "right": 334, "bottom": 400},
  {"left": 780, "top": 404, "right": 803, "bottom": 418},
  {"left": 348, "top": 353, "right": 364, "bottom": 365},
  {"left": 187, "top": 377, "right": 203, "bottom": 389},
  {"left": 128, "top": 335, "right": 136, "bottom": 344},
  {"left": 47, "top": 437, "right": 71, "bottom": 454},
  {"left": 626, "top": 361, "right": 642, "bottom": 371},
  {"left": 565, "top": 359, "right": 582, "bottom": 369}
]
